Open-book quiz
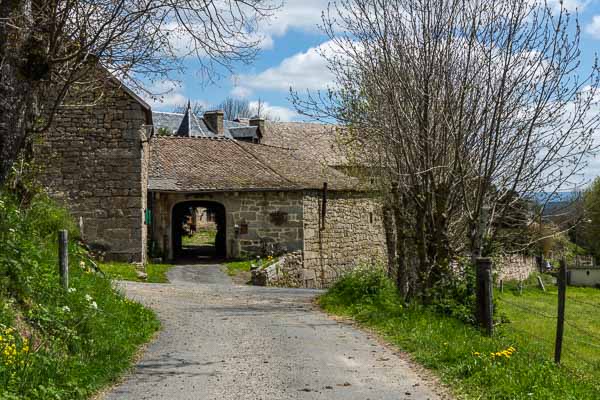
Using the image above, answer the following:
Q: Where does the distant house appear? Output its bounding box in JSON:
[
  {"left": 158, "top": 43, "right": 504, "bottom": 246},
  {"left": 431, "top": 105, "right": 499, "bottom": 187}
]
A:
[{"left": 152, "top": 103, "right": 263, "bottom": 143}]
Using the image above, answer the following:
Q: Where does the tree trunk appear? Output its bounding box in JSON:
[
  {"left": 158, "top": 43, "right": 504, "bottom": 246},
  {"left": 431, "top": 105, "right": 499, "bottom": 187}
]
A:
[
  {"left": 0, "top": 0, "right": 39, "bottom": 186},
  {"left": 393, "top": 188, "right": 409, "bottom": 301},
  {"left": 382, "top": 204, "right": 397, "bottom": 280}
]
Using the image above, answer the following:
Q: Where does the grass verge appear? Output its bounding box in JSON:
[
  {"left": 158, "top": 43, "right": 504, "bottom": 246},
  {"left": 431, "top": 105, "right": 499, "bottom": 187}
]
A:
[
  {"left": 319, "top": 268, "right": 600, "bottom": 399},
  {"left": 182, "top": 228, "right": 216, "bottom": 246},
  {"left": 222, "top": 260, "right": 254, "bottom": 277},
  {"left": 100, "top": 262, "right": 174, "bottom": 283},
  {"left": 0, "top": 190, "right": 160, "bottom": 399}
]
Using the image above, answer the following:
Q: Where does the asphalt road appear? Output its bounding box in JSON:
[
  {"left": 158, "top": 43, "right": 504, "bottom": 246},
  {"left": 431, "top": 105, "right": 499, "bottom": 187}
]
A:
[{"left": 102, "top": 264, "right": 446, "bottom": 400}]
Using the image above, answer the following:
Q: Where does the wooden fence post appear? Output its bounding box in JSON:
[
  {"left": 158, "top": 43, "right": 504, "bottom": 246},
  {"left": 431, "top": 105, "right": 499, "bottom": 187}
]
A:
[
  {"left": 476, "top": 257, "right": 494, "bottom": 336},
  {"left": 554, "top": 259, "right": 567, "bottom": 364},
  {"left": 58, "top": 230, "right": 69, "bottom": 289}
]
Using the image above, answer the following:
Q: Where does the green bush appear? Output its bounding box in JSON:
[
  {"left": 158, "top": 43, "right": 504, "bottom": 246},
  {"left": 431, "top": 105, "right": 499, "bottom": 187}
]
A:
[
  {"left": 427, "top": 264, "right": 478, "bottom": 325},
  {"left": 0, "top": 189, "right": 160, "bottom": 399},
  {"left": 320, "top": 266, "right": 403, "bottom": 321}
]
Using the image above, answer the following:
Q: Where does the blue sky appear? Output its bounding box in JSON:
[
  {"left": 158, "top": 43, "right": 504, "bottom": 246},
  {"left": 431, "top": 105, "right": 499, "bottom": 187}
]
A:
[
  {"left": 144, "top": 0, "right": 600, "bottom": 180},
  {"left": 146, "top": 0, "right": 600, "bottom": 119},
  {"left": 144, "top": 0, "right": 336, "bottom": 120}
]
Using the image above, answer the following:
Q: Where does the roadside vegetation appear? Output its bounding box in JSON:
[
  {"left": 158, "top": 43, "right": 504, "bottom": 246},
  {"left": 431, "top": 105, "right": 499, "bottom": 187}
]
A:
[
  {"left": 100, "top": 262, "right": 174, "bottom": 283},
  {"left": 182, "top": 228, "right": 216, "bottom": 247},
  {"left": 223, "top": 259, "right": 254, "bottom": 277},
  {"left": 0, "top": 190, "right": 160, "bottom": 399},
  {"left": 223, "top": 256, "right": 277, "bottom": 279},
  {"left": 320, "top": 268, "right": 600, "bottom": 400}
]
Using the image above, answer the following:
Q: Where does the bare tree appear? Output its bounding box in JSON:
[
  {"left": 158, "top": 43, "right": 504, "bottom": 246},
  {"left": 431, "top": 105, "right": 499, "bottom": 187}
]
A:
[
  {"left": 214, "top": 97, "right": 280, "bottom": 121},
  {"left": 292, "top": 0, "right": 600, "bottom": 300},
  {"left": 216, "top": 97, "right": 253, "bottom": 119},
  {"left": 0, "top": 0, "right": 278, "bottom": 184},
  {"left": 173, "top": 102, "right": 206, "bottom": 116}
]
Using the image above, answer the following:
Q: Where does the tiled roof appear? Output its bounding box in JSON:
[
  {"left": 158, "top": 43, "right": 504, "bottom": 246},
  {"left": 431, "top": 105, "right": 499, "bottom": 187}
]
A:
[
  {"left": 148, "top": 137, "right": 359, "bottom": 192},
  {"left": 260, "top": 121, "right": 348, "bottom": 167}
]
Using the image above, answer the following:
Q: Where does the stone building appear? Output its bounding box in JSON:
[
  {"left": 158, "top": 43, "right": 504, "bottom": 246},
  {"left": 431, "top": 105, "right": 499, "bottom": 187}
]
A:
[
  {"left": 148, "top": 136, "right": 386, "bottom": 287},
  {"left": 35, "top": 76, "right": 152, "bottom": 263},
  {"left": 36, "top": 80, "right": 387, "bottom": 287}
]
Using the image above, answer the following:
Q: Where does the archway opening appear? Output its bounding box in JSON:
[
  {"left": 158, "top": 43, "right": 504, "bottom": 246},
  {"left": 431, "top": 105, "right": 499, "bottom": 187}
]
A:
[{"left": 172, "top": 200, "right": 226, "bottom": 261}]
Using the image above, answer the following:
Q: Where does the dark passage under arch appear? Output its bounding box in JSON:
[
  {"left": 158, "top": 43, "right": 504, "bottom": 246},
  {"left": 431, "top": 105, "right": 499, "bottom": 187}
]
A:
[{"left": 172, "top": 200, "right": 226, "bottom": 261}]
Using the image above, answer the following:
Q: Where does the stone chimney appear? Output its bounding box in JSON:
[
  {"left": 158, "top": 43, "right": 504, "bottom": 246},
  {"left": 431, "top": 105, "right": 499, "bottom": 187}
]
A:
[
  {"left": 249, "top": 117, "right": 265, "bottom": 140},
  {"left": 204, "top": 110, "right": 224, "bottom": 136}
]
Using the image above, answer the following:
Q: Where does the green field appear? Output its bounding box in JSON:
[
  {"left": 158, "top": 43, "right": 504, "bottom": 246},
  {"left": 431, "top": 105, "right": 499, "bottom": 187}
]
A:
[
  {"left": 182, "top": 228, "right": 216, "bottom": 246},
  {"left": 497, "top": 282, "right": 600, "bottom": 379}
]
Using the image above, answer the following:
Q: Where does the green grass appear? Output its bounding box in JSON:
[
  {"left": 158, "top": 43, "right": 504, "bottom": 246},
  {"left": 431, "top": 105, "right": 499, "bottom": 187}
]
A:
[
  {"left": 497, "top": 281, "right": 600, "bottom": 379},
  {"left": 0, "top": 190, "right": 160, "bottom": 399},
  {"left": 101, "top": 262, "right": 174, "bottom": 283},
  {"left": 182, "top": 228, "right": 216, "bottom": 246},
  {"left": 319, "top": 268, "right": 600, "bottom": 399},
  {"left": 223, "top": 259, "right": 255, "bottom": 276}
]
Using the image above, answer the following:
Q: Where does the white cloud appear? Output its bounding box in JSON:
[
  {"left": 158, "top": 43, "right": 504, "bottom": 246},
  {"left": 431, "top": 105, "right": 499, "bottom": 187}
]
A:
[
  {"left": 545, "top": 0, "right": 589, "bottom": 12},
  {"left": 236, "top": 40, "right": 337, "bottom": 93},
  {"left": 260, "top": 0, "right": 329, "bottom": 38},
  {"left": 230, "top": 85, "right": 253, "bottom": 99},
  {"left": 249, "top": 100, "right": 299, "bottom": 121},
  {"left": 165, "top": 22, "right": 274, "bottom": 59},
  {"left": 141, "top": 80, "right": 207, "bottom": 111},
  {"left": 141, "top": 80, "right": 187, "bottom": 109},
  {"left": 586, "top": 15, "right": 600, "bottom": 39}
]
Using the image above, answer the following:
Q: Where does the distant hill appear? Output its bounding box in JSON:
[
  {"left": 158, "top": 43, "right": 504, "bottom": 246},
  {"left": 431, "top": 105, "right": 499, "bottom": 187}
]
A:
[{"left": 533, "top": 191, "right": 581, "bottom": 217}]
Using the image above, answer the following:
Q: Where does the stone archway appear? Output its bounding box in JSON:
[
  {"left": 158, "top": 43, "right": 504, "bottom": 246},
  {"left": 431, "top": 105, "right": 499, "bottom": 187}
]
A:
[{"left": 171, "top": 200, "right": 226, "bottom": 260}]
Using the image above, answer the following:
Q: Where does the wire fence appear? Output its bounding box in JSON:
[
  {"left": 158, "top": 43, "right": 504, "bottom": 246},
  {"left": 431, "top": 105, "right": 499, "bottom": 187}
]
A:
[{"left": 493, "top": 260, "right": 600, "bottom": 373}]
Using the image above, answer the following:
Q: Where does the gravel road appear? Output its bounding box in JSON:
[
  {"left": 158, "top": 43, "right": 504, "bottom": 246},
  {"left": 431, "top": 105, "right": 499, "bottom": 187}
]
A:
[{"left": 102, "top": 264, "right": 446, "bottom": 400}]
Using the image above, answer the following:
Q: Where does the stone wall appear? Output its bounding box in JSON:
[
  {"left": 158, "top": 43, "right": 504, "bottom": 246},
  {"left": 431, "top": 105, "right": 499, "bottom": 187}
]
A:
[
  {"left": 150, "top": 191, "right": 303, "bottom": 260},
  {"left": 251, "top": 251, "right": 304, "bottom": 288},
  {"left": 151, "top": 189, "right": 387, "bottom": 288},
  {"left": 495, "top": 255, "right": 539, "bottom": 281},
  {"left": 233, "top": 192, "right": 303, "bottom": 256},
  {"left": 35, "top": 80, "right": 151, "bottom": 262},
  {"left": 302, "top": 191, "right": 387, "bottom": 288}
]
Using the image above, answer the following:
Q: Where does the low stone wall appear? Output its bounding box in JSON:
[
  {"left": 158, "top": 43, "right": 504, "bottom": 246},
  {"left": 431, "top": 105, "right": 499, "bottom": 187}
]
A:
[
  {"left": 302, "top": 191, "right": 387, "bottom": 288},
  {"left": 496, "top": 255, "right": 538, "bottom": 281},
  {"left": 35, "top": 80, "right": 151, "bottom": 262},
  {"left": 251, "top": 251, "right": 304, "bottom": 288}
]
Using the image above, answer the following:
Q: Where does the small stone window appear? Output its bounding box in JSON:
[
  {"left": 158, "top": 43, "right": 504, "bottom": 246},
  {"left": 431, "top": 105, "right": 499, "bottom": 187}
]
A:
[
  {"left": 369, "top": 212, "right": 373, "bottom": 224},
  {"left": 240, "top": 223, "right": 248, "bottom": 235}
]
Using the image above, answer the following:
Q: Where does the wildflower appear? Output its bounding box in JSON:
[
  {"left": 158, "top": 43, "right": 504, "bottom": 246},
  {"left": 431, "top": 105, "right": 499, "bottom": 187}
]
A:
[
  {"left": 68, "top": 287, "right": 77, "bottom": 293},
  {"left": 80, "top": 261, "right": 86, "bottom": 269},
  {"left": 62, "top": 306, "right": 71, "bottom": 313},
  {"left": 90, "top": 301, "right": 98, "bottom": 310},
  {"left": 85, "top": 294, "right": 93, "bottom": 302}
]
